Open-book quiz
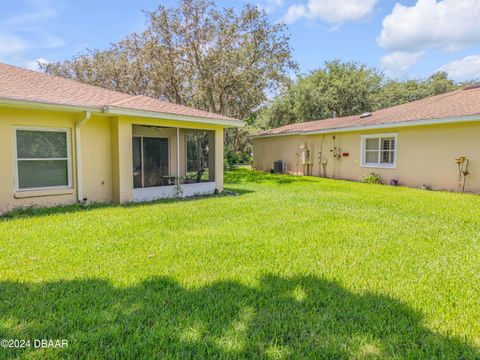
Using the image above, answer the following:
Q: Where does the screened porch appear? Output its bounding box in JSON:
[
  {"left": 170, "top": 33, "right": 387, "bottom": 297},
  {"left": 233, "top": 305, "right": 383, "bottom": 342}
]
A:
[{"left": 131, "top": 125, "right": 217, "bottom": 202}]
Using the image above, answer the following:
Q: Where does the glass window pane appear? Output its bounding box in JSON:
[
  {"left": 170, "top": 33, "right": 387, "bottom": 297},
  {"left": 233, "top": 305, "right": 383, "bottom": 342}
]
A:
[
  {"left": 132, "top": 137, "right": 142, "bottom": 188},
  {"left": 143, "top": 138, "right": 169, "bottom": 188},
  {"left": 381, "top": 151, "right": 395, "bottom": 164},
  {"left": 365, "top": 138, "right": 379, "bottom": 151},
  {"left": 18, "top": 160, "right": 68, "bottom": 189},
  {"left": 365, "top": 151, "right": 379, "bottom": 163},
  {"left": 382, "top": 138, "right": 395, "bottom": 151},
  {"left": 17, "top": 130, "right": 68, "bottom": 159}
]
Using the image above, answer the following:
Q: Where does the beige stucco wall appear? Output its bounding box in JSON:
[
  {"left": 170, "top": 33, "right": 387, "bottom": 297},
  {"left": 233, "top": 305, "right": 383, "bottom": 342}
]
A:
[
  {"left": 0, "top": 106, "right": 226, "bottom": 213},
  {"left": 0, "top": 107, "right": 78, "bottom": 212},
  {"left": 253, "top": 121, "right": 480, "bottom": 193},
  {"left": 81, "top": 115, "right": 113, "bottom": 203}
]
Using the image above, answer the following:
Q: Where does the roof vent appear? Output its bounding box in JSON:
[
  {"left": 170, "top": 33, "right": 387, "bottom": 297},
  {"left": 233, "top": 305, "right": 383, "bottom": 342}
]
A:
[
  {"left": 463, "top": 84, "right": 480, "bottom": 91},
  {"left": 360, "top": 112, "right": 372, "bottom": 118}
]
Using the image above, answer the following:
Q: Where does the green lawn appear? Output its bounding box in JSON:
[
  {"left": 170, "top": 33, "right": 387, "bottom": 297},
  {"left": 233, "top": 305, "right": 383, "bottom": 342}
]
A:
[{"left": 1, "top": 169, "right": 479, "bottom": 359}]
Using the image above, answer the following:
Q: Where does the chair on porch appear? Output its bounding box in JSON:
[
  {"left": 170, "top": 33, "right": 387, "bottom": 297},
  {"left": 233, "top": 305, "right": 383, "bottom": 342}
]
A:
[{"left": 185, "top": 168, "right": 205, "bottom": 183}]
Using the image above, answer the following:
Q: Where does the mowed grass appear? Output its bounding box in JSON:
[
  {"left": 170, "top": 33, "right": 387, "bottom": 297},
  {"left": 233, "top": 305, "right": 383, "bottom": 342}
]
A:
[{"left": 0, "top": 169, "right": 479, "bottom": 359}]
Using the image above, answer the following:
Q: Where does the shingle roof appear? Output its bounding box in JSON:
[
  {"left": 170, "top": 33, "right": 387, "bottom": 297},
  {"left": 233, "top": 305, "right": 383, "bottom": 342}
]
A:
[
  {"left": 0, "top": 62, "right": 240, "bottom": 124},
  {"left": 258, "top": 86, "right": 480, "bottom": 136}
]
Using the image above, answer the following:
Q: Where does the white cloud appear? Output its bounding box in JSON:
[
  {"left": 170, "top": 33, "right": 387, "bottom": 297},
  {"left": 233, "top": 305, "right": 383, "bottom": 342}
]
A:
[
  {"left": 380, "top": 51, "right": 425, "bottom": 79},
  {"left": 3, "top": 6, "right": 56, "bottom": 28},
  {"left": 284, "top": 5, "right": 307, "bottom": 23},
  {"left": 0, "top": 34, "right": 28, "bottom": 56},
  {"left": 259, "top": 0, "right": 285, "bottom": 13},
  {"left": 0, "top": 31, "right": 64, "bottom": 60},
  {"left": 439, "top": 55, "right": 480, "bottom": 82},
  {"left": 378, "top": 0, "right": 480, "bottom": 76},
  {"left": 283, "top": 0, "right": 377, "bottom": 25},
  {"left": 379, "top": 0, "right": 480, "bottom": 53},
  {"left": 0, "top": 0, "right": 63, "bottom": 63},
  {"left": 25, "top": 57, "right": 49, "bottom": 71}
]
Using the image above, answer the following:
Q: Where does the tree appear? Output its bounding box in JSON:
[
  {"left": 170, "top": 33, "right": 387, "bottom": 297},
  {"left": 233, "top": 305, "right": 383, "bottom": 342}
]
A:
[
  {"left": 374, "top": 71, "right": 458, "bottom": 110},
  {"left": 42, "top": 0, "right": 297, "bottom": 160},
  {"left": 258, "top": 60, "right": 383, "bottom": 129},
  {"left": 257, "top": 63, "right": 466, "bottom": 130},
  {"left": 426, "top": 71, "right": 457, "bottom": 95}
]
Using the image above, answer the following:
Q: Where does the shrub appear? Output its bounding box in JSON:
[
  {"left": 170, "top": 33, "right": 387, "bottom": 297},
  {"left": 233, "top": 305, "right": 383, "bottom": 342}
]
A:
[
  {"left": 224, "top": 150, "right": 253, "bottom": 170},
  {"left": 224, "top": 159, "right": 233, "bottom": 171},
  {"left": 361, "top": 172, "right": 384, "bottom": 184}
]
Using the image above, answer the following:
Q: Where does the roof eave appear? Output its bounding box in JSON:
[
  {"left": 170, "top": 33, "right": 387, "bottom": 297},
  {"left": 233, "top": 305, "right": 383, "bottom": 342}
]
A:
[
  {"left": 0, "top": 98, "right": 245, "bottom": 127},
  {"left": 104, "top": 106, "right": 245, "bottom": 128},
  {"left": 0, "top": 97, "right": 99, "bottom": 113},
  {"left": 253, "top": 114, "right": 480, "bottom": 138}
]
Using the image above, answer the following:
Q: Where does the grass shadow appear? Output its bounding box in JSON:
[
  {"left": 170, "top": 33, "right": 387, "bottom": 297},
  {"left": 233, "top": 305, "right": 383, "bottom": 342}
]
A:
[
  {"left": 0, "top": 274, "right": 477, "bottom": 359},
  {"left": 1, "top": 169, "right": 310, "bottom": 220},
  {"left": 0, "top": 188, "right": 254, "bottom": 221},
  {"left": 225, "top": 169, "right": 320, "bottom": 186}
]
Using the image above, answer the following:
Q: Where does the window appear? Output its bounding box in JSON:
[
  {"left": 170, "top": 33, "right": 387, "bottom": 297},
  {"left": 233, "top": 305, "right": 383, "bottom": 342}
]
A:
[
  {"left": 361, "top": 133, "right": 397, "bottom": 168},
  {"left": 132, "top": 136, "right": 169, "bottom": 188},
  {"left": 14, "top": 128, "right": 72, "bottom": 190}
]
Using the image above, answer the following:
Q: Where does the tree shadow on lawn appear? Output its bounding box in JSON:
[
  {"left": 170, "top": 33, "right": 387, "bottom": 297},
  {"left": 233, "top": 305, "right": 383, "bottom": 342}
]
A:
[
  {"left": 0, "top": 187, "right": 254, "bottom": 221},
  {"left": 0, "top": 274, "right": 477, "bottom": 359},
  {"left": 226, "top": 169, "right": 320, "bottom": 186}
]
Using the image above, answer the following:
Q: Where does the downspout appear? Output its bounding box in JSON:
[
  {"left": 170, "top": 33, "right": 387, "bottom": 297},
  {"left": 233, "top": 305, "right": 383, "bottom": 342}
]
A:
[
  {"left": 75, "top": 111, "right": 91, "bottom": 203},
  {"left": 176, "top": 127, "right": 180, "bottom": 184}
]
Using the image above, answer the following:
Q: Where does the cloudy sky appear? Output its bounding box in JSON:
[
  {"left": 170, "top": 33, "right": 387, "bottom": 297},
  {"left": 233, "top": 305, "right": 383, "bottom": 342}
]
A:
[{"left": 1, "top": 0, "right": 480, "bottom": 81}]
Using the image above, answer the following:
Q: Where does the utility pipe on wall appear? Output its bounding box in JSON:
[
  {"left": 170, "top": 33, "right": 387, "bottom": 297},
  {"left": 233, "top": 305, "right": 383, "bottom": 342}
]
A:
[
  {"left": 75, "top": 111, "right": 91, "bottom": 203},
  {"left": 176, "top": 127, "right": 180, "bottom": 183}
]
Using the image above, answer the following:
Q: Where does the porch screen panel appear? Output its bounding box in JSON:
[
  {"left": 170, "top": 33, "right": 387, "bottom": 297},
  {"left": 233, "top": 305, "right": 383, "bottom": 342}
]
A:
[
  {"left": 143, "top": 138, "right": 169, "bottom": 188},
  {"left": 132, "top": 137, "right": 142, "bottom": 188},
  {"left": 186, "top": 131, "right": 209, "bottom": 183}
]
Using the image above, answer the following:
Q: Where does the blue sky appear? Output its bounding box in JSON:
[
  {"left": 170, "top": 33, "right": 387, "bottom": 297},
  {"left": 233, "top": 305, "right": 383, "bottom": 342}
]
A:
[{"left": 1, "top": 0, "right": 480, "bottom": 81}]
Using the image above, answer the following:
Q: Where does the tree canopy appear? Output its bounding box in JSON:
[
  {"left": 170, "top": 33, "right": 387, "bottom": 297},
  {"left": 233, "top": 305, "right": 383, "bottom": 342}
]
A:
[
  {"left": 257, "top": 63, "right": 461, "bottom": 130},
  {"left": 42, "top": 0, "right": 296, "bottom": 121}
]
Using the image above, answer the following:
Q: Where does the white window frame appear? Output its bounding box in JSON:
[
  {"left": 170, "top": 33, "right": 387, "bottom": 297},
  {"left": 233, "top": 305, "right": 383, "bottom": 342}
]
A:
[
  {"left": 13, "top": 126, "right": 73, "bottom": 192},
  {"left": 360, "top": 133, "right": 398, "bottom": 169}
]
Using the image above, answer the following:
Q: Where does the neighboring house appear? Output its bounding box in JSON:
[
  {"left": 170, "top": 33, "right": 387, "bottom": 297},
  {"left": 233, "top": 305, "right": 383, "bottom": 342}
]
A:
[
  {"left": 253, "top": 86, "right": 480, "bottom": 192},
  {"left": 0, "top": 63, "right": 243, "bottom": 213}
]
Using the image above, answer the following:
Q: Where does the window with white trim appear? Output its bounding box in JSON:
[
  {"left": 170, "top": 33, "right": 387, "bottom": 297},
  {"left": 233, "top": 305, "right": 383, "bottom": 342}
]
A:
[
  {"left": 15, "top": 128, "right": 71, "bottom": 190},
  {"left": 361, "top": 133, "right": 397, "bottom": 168}
]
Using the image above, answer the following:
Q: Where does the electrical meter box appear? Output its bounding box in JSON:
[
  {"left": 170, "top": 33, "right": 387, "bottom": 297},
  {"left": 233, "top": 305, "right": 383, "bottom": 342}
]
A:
[{"left": 299, "top": 144, "right": 314, "bottom": 165}]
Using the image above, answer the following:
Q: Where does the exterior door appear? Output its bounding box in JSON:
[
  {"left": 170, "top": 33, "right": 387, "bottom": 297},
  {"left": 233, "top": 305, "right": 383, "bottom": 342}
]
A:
[{"left": 132, "top": 137, "right": 169, "bottom": 188}]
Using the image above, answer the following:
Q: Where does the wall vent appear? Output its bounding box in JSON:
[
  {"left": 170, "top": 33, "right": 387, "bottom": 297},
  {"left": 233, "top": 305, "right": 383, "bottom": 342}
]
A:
[{"left": 360, "top": 112, "right": 372, "bottom": 118}]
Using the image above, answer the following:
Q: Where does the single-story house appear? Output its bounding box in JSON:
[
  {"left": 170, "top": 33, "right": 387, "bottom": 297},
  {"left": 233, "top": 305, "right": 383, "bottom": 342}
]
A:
[
  {"left": 253, "top": 86, "right": 480, "bottom": 192},
  {"left": 0, "top": 63, "right": 244, "bottom": 213}
]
